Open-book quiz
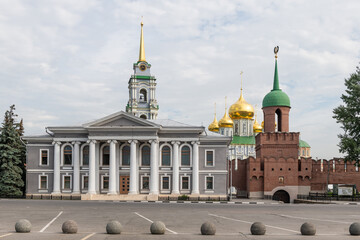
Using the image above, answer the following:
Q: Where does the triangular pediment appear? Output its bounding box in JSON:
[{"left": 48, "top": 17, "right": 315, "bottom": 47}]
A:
[{"left": 83, "top": 111, "right": 159, "bottom": 128}]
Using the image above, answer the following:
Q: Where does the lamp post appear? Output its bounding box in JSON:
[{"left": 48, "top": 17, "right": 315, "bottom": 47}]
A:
[{"left": 228, "top": 147, "right": 236, "bottom": 200}]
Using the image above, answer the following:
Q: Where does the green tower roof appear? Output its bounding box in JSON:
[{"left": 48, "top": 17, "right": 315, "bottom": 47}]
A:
[
  {"left": 262, "top": 57, "right": 291, "bottom": 108},
  {"left": 299, "top": 139, "right": 311, "bottom": 148}
]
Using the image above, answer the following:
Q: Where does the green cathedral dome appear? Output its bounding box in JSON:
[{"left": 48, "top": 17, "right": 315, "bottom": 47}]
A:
[{"left": 262, "top": 55, "right": 291, "bottom": 108}]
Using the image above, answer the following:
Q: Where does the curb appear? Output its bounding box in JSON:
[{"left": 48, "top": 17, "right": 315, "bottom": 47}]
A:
[{"left": 98, "top": 200, "right": 271, "bottom": 205}]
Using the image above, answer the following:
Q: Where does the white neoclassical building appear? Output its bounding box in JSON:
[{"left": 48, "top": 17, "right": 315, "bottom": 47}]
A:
[{"left": 24, "top": 22, "right": 231, "bottom": 200}]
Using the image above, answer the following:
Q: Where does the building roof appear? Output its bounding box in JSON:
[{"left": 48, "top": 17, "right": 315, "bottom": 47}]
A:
[
  {"left": 149, "top": 119, "right": 194, "bottom": 127},
  {"left": 231, "top": 135, "right": 255, "bottom": 145},
  {"left": 299, "top": 139, "right": 311, "bottom": 148},
  {"left": 262, "top": 55, "right": 290, "bottom": 108}
]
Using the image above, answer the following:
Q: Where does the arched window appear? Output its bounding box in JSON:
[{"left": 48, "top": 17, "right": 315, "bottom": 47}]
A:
[
  {"left": 142, "top": 146, "right": 150, "bottom": 166},
  {"left": 102, "top": 146, "right": 110, "bottom": 166},
  {"left": 275, "top": 108, "right": 282, "bottom": 132},
  {"left": 140, "top": 114, "right": 147, "bottom": 119},
  {"left": 82, "top": 145, "right": 89, "bottom": 165},
  {"left": 161, "top": 146, "right": 171, "bottom": 166},
  {"left": 181, "top": 146, "right": 190, "bottom": 166},
  {"left": 63, "top": 145, "right": 72, "bottom": 165},
  {"left": 140, "top": 89, "right": 147, "bottom": 102},
  {"left": 122, "top": 146, "right": 130, "bottom": 166}
]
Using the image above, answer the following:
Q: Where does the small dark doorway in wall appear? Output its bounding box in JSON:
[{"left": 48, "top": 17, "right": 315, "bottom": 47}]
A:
[
  {"left": 140, "top": 115, "right": 147, "bottom": 119},
  {"left": 272, "top": 190, "right": 290, "bottom": 203}
]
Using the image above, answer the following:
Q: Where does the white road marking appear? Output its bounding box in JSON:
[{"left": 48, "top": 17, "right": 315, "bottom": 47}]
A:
[
  {"left": 0, "top": 233, "right": 12, "bottom": 238},
  {"left": 81, "top": 232, "right": 96, "bottom": 240},
  {"left": 39, "top": 211, "right": 63, "bottom": 233},
  {"left": 134, "top": 212, "right": 178, "bottom": 234},
  {"left": 278, "top": 214, "right": 353, "bottom": 224},
  {"left": 209, "top": 213, "right": 299, "bottom": 233}
]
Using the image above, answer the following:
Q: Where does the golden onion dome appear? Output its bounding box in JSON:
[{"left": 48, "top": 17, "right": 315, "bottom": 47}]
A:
[
  {"left": 208, "top": 114, "right": 219, "bottom": 132},
  {"left": 218, "top": 108, "right": 234, "bottom": 128},
  {"left": 229, "top": 90, "right": 255, "bottom": 120},
  {"left": 253, "top": 118, "right": 262, "bottom": 133}
]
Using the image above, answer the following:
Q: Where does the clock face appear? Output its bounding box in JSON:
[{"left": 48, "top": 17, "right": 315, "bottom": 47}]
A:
[{"left": 139, "top": 64, "right": 146, "bottom": 71}]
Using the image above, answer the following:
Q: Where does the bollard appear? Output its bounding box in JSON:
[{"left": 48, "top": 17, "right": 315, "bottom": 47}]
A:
[
  {"left": 300, "top": 222, "right": 316, "bottom": 236},
  {"left": 62, "top": 220, "right": 78, "bottom": 234},
  {"left": 250, "top": 222, "right": 266, "bottom": 235},
  {"left": 201, "top": 221, "right": 216, "bottom": 235},
  {"left": 349, "top": 222, "right": 360, "bottom": 236},
  {"left": 106, "top": 220, "right": 122, "bottom": 234},
  {"left": 15, "top": 219, "right": 31, "bottom": 233},
  {"left": 150, "top": 221, "right": 166, "bottom": 234}
]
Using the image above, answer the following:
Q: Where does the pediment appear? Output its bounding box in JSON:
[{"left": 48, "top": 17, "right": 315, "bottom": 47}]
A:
[{"left": 83, "top": 111, "right": 159, "bottom": 128}]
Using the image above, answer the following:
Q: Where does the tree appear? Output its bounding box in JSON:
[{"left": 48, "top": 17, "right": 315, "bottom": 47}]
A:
[
  {"left": 333, "top": 65, "right": 360, "bottom": 164},
  {"left": 0, "top": 105, "right": 24, "bottom": 196}
]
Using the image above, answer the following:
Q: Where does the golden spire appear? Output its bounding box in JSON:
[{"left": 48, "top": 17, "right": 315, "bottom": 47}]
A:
[
  {"left": 208, "top": 103, "right": 219, "bottom": 132},
  {"left": 229, "top": 72, "right": 254, "bottom": 119},
  {"left": 218, "top": 97, "right": 234, "bottom": 128},
  {"left": 139, "top": 17, "right": 146, "bottom": 62}
]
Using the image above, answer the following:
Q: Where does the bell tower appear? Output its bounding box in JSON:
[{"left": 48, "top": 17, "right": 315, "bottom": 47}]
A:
[{"left": 126, "top": 20, "right": 159, "bottom": 120}]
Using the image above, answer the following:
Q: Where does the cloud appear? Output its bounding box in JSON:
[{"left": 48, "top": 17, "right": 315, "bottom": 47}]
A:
[{"left": 0, "top": 0, "right": 359, "bottom": 160}]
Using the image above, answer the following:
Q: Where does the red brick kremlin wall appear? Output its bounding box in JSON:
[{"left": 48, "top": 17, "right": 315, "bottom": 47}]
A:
[{"left": 229, "top": 157, "right": 360, "bottom": 197}]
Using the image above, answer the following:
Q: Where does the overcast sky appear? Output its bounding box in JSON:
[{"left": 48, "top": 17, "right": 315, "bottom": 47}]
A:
[{"left": 0, "top": 0, "right": 359, "bottom": 160}]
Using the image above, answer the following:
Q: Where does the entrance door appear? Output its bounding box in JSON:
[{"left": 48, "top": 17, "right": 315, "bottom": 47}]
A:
[
  {"left": 120, "top": 176, "right": 130, "bottom": 194},
  {"left": 272, "top": 190, "right": 290, "bottom": 203}
]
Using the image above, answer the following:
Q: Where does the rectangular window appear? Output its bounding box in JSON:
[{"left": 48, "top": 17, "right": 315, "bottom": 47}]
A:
[
  {"left": 162, "top": 176, "right": 169, "bottom": 190},
  {"left": 40, "top": 150, "right": 48, "bottom": 165},
  {"left": 40, "top": 175, "right": 47, "bottom": 189},
  {"left": 206, "top": 150, "right": 214, "bottom": 166},
  {"left": 82, "top": 146, "right": 89, "bottom": 166},
  {"left": 83, "top": 176, "right": 88, "bottom": 189},
  {"left": 182, "top": 176, "right": 189, "bottom": 190},
  {"left": 142, "top": 176, "right": 149, "bottom": 190},
  {"left": 64, "top": 176, "right": 71, "bottom": 189},
  {"left": 103, "top": 176, "right": 109, "bottom": 189},
  {"left": 206, "top": 176, "right": 213, "bottom": 190}
]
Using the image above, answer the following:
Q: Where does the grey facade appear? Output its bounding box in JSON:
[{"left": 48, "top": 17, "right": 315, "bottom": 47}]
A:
[{"left": 24, "top": 112, "right": 231, "bottom": 199}]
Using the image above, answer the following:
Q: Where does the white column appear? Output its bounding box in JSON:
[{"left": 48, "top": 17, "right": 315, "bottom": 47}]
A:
[
  {"left": 149, "top": 140, "right": 159, "bottom": 194},
  {"left": 108, "top": 140, "right": 117, "bottom": 195},
  {"left": 192, "top": 141, "right": 200, "bottom": 194},
  {"left": 172, "top": 141, "right": 180, "bottom": 194},
  {"left": 72, "top": 141, "right": 81, "bottom": 194},
  {"left": 52, "top": 141, "right": 61, "bottom": 194},
  {"left": 87, "top": 140, "right": 97, "bottom": 194},
  {"left": 128, "top": 140, "right": 138, "bottom": 194}
]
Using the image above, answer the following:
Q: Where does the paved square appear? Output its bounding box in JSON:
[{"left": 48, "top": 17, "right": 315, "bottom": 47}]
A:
[{"left": 0, "top": 199, "right": 359, "bottom": 239}]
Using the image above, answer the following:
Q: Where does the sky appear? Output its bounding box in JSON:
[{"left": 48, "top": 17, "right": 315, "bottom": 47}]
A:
[{"left": 0, "top": 0, "right": 359, "bottom": 160}]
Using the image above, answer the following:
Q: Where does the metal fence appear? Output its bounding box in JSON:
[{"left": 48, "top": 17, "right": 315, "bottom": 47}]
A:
[{"left": 301, "top": 192, "right": 360, "bottom": 202}]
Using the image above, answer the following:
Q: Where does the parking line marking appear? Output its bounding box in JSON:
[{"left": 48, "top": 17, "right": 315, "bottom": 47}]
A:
[
  {"left": 0, "top": 233, "right": 12, "bottom": 238},
  {"left": 277, "top": 214, "right": 353, "bottom": 224},
  {"left": 209, "top": 213, "right": 298, "bottom": 233},
  {"left": 81, "top": 232, "right": 96, "bottom": 240},
  {"left": 134, "top": 212, "right": 178, "bottom": 234},
  {"left": 39, "top": 211, "right": 63, "bottom": 233}
]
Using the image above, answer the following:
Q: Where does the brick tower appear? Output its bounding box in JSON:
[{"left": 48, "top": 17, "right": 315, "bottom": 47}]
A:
[{"left": 252, "top": 47, "right": 301, "bottom": 202}]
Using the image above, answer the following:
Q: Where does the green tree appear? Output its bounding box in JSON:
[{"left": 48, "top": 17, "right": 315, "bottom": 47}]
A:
[
  {"left": 0, "top": 105, "right": 24, "bottom": 196},
  {"left": 333, "top": 66, "right": 360, "bottom": 164}
]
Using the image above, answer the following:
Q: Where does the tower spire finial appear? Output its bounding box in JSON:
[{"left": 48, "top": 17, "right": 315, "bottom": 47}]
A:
[
  {"left": 273, "top": 46, "right": 280, "bottom": 90},
  {"left": 240, "top": 71, "right": 244, "bottom": 95},
  {"left": 139, "top": 17, "right": 146, "bottom": 62},
  {"left": 214, "top": 102, "right": 217, "bottom": 117}
]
